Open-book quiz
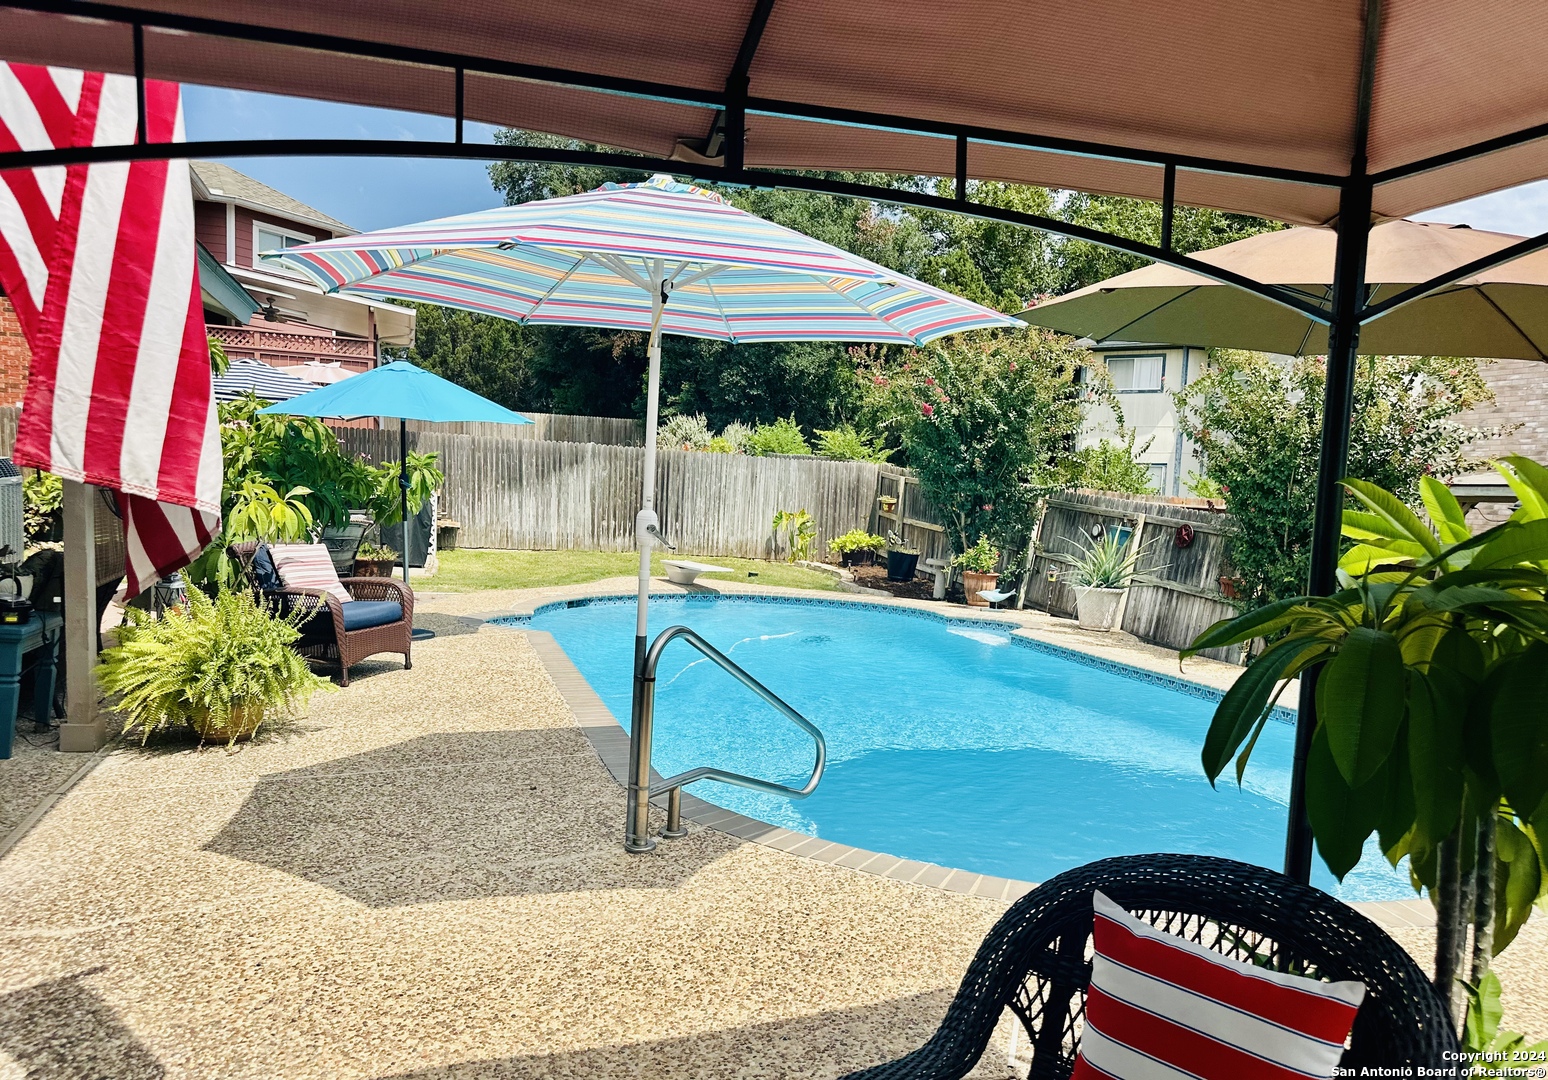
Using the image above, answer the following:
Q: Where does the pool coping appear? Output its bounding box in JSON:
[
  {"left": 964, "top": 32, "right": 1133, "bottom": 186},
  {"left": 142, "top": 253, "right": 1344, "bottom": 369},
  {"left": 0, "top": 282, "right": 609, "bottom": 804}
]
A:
[{"left": 492, "top": 592, "right": 1432, "bottom": 931}]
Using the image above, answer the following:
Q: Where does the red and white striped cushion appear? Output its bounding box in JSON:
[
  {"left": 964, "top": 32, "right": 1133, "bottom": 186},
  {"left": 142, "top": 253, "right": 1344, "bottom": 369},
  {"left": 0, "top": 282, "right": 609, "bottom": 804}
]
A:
[
  {"left": 1072, "top": 891, "right": 1365, "bottom": 1080},
  {"left": 270, "top": 544, "right": 352, "bottom": 604}
]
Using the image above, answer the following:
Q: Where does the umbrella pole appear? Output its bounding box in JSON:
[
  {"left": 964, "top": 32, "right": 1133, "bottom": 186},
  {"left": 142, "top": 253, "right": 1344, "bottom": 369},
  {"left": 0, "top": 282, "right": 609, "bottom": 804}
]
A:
[
  {"left": 625, "top": 282, "right": 668, "bottom": 853},
  {"left": 400, "top": 416, "right": 410, "bottom": 588}
]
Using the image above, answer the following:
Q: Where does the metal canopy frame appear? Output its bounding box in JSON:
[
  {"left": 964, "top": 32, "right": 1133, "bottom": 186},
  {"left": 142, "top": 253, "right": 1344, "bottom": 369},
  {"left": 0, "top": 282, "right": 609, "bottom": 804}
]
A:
[{"left": 6, "top": 0, "right": 1548, "bottom": 883}]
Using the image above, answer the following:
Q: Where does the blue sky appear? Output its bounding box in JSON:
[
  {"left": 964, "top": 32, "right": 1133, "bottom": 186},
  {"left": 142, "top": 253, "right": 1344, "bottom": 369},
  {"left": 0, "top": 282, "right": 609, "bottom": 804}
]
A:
[{"left": 183, "top": 85, "right": 1548, "bottom": 238}]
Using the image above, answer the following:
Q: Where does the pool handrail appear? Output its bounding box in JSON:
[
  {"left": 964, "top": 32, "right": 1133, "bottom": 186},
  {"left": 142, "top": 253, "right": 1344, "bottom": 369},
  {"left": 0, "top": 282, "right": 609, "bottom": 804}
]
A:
[{"left": 624, "top": 623, "right": 827, "bottom": 853}]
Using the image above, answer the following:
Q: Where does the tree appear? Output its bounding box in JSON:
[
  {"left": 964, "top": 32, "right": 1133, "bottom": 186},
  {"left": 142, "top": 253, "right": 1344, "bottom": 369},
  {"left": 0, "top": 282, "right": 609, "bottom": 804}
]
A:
[
  {"left": 1177, "top": 350, "right": 1496, "bottom": 609},
  {"left": 1072, "top": 430, "right": 1157, "bottom": 495},
  {"left": 862, "top": 330, "right": 1092, "bottom": 557}
]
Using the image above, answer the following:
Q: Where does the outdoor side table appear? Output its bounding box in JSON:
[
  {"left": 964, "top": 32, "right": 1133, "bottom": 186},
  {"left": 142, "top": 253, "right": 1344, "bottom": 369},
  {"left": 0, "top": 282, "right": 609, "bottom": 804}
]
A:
[{"left": 0, "top": 611, "right": 62, "bottom": 760}]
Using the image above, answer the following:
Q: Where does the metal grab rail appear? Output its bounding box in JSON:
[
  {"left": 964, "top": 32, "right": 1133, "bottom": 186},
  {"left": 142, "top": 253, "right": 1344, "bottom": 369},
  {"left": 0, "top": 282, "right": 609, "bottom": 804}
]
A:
[{"left": 624, "top": 624, "right": 827, "bottom": 853}]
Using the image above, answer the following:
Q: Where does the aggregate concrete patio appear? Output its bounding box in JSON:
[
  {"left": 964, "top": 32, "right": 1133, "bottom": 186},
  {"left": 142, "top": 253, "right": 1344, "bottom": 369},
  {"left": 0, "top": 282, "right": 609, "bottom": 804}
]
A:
[{"left": 0, "top": 580, "right": 1542, "bottom": 1078}]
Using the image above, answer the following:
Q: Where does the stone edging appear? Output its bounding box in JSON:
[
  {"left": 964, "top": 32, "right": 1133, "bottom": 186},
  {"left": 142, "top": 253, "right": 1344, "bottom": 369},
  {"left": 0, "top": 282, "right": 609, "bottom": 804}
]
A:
[{"left": 502, "top": 607, "right": 1432, "bottom": 930}]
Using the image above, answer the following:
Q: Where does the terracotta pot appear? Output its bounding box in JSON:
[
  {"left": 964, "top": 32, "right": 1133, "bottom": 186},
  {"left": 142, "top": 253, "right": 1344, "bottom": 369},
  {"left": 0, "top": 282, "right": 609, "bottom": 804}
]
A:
[
  {"left": 354, "top": 558, "right": 398, "bottom": 578},
  {"left": 190, "top": 702, "right": 265, "bottom": 743},
  {"left": 962, "top": 570, "right": 1000, "bottom": 606},
  {"left": 1074, "top": 586, "right": 1126, "bottom": 631}
]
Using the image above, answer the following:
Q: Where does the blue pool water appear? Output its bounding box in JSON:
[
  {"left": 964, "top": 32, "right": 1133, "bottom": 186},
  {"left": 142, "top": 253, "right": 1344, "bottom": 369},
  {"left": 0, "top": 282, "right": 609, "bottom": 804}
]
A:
[{"left": 523, "top": 595, "right": 1411, "bottom": 902}]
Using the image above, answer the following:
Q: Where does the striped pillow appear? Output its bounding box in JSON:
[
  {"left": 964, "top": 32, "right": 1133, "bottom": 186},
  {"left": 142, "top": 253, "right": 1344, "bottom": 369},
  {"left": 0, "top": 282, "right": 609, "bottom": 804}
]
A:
[
  {"left": 1073, "top": 891, "right": 1365, "bottom": 1080},
  {"left": 270, "top": 543, "right": 352, "bottom": 604}
]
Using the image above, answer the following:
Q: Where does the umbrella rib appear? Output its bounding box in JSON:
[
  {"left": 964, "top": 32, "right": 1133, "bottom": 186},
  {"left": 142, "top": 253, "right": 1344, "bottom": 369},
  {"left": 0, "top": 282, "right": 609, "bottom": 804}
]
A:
[
  {"left": 817, "top": 277, "right": 917, "bottom": 343},
  {"left": 702, "top": 275, "right": 736, "bottom": 342},
  {"left": 522, "top": 250, "right": 593, "bottom": 324},
  {"left": 592, "top": 252, "right": 652, "bottom": 293},
  {"left": 1474, "top": 285, "right": 1547, "bottom": 361},
  {"left": 1099, "top": 285, "right": 1202, "bottom": 343}
]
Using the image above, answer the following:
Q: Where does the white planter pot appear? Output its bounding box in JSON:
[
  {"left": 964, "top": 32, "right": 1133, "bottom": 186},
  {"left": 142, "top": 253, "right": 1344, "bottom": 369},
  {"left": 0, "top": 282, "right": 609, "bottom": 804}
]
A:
[{"left": 1074, "top": 586, "right": 1126, "bottom": 632}]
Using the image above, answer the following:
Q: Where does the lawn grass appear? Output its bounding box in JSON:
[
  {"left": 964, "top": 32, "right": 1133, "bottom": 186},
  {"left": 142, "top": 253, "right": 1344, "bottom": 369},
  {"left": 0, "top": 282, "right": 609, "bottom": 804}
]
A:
[{"left": 429, "top": 548, "right": 840, "bottom": 593}]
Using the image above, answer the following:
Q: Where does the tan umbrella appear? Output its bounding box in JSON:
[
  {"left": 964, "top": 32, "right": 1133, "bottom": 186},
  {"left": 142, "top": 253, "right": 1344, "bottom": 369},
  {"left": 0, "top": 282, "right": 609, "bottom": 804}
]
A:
[{"left": 1018, "top": 220, "right": 1548, "bottom": 360}]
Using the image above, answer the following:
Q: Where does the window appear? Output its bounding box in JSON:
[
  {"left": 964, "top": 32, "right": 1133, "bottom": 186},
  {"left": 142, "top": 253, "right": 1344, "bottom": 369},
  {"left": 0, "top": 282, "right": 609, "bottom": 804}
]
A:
[
  {"left": 1145, "top": 462, "right": 1168, "bottom": 491},
  {"left": 1105, "top": 354, "right": 1165, "bottom": 392},
  {"left": 253, "top": 223, "right": 315, "bottom": 272}
]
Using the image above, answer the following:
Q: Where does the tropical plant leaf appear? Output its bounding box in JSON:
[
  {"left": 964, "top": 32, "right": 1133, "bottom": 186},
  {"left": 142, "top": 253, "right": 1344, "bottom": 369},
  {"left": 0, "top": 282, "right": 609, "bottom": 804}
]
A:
[
  {"left": 1339, "top": 542, "right": 1423, "bottom": 574},
  {"left": 1342, "top": 510, "right": 1423, "bottom": 544},
  {"left": 1491, "top": 644, "right": 1548, "bottom": 821},
  {"left": 1473, "top": 519, "right": 1548, "bottom": 570},
  {"left": 1420, "top": 475, "right": 1472, "bottom": 545},
  {"left": 1182, "top": 597, "right": 1314, "bottom": 657},
  {"left": 1494, "top": 815, "right": 1543, "bottom": 954},
  {"left": 1317, "top": 627, "right": 1407, "bottom": 787},
  {"left": 1498, "top": 456, "right": 1548, "bottom": 520},
  {"left": 1377, "top": 726, "right": 1415, "bottom": 858},
  {"left": 1306, "top": 726, "right": 1386, "bottom": 880},
  {"left": 1407, "top": 668, "right": 1466, "bottom": 848},
  {"left": 1342, "top": 477, "right": 1441, "bottom": 557},
  {"left": 1463, "top": 970, "right": 1505, "bottom": 1052},
  {"left": 1201, "top": 636, "right": 1322, "bottom": 784}
]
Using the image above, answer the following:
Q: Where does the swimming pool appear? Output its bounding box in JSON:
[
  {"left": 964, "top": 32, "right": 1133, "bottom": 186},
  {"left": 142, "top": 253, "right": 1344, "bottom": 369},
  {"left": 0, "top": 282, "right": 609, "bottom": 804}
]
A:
[{"left": 516, "top": 594, "right": 1410, "bottom": 902}]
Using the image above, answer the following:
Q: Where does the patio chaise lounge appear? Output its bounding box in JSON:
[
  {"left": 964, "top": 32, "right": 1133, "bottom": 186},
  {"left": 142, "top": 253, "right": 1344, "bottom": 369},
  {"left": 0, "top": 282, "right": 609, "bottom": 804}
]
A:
[
  {"left": 841, "top": 854, "right": 1457, "bottom": 1078},
  {"left": 232, "top": 541, "right": 414, "bottom": 687}
]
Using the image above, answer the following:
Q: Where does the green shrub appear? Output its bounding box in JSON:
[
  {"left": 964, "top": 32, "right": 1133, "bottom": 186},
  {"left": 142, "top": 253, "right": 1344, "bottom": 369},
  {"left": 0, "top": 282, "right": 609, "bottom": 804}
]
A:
[
  {"left": 828, "top": 529, "right": 886, "bottom": 556},
  {"left": 656, "top": 412, "right": 711, "bottom": 451},
  {"left": 1072, "top": 430, "right": 1156, "bottom": 495},
  {"left": 746, "top": 417, "right": 811, "bottom": 457},
  {"left": 705, "top": 436, "right": 739, "bottom": 454},
  {"left": 952, "top": 535, "right": 1000, "bottom": 573},
  {"left": 815, "top": 424, "right": 891, "bottom": 463},
  {"left": 771, "top": 508, "right": 816, "bottom": 561},
  {"left": 719, "top": 421, "right": 753, "bottom": 453},
  {"left": 22, "top": 470, "right": 62, "bottom": 544}
]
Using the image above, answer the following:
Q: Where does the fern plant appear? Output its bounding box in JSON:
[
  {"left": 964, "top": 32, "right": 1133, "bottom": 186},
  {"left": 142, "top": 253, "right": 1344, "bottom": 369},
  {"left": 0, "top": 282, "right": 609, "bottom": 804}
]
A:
[{"left": 99, "top": 588, "right": 329, "bottom": 745}]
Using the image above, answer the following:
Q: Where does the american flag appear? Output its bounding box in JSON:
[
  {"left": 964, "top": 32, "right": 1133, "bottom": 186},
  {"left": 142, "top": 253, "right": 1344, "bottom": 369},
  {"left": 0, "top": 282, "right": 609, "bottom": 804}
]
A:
[{"left": 0, "top": 63, "right": 221, "bottom": 596}]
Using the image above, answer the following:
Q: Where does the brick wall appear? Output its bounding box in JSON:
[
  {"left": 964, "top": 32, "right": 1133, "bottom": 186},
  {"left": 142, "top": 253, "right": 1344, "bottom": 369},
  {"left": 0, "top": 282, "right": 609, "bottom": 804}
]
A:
[
  {"left": 0, "top": 296, "right": 29, "bottom": 407},
  {"left": 1460, "top": 358, "right": 1548, "bottom": 462}
]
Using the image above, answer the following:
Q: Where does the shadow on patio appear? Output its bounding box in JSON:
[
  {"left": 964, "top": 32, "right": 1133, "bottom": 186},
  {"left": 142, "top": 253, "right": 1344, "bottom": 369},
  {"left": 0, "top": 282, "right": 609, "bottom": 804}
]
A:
[
  {"left": 0, "top": 970, "right": 166, "bottom": 1080},
  {"left": 377, "top": 989, "right": 960, "bottom": 1080},
  {"left": 202, "top": 729, "right": 727, "bottom": 907}
]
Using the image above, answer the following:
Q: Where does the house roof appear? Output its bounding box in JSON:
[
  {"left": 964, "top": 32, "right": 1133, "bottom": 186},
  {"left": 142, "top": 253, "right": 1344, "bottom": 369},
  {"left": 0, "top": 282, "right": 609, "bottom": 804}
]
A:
[{"left": 190, "top": 162, "right": 355, "bottom": 236}]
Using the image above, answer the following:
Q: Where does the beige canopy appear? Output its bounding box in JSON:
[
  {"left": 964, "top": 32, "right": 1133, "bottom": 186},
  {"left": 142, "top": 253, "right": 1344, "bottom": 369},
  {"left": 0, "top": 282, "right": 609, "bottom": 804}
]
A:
[
  {"left": 2, "top": 1, "right": 1547, "bottom": 227},
  {"left": 1018, "top": 219, "right": 1548, "bottom": 359}
]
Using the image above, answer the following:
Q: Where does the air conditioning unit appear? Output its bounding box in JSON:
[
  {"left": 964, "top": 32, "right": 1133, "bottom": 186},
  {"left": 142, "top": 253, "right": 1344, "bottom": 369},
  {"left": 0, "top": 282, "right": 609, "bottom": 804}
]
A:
[{"left": 0, "top": 459, "right": 22, "bottom": 566}]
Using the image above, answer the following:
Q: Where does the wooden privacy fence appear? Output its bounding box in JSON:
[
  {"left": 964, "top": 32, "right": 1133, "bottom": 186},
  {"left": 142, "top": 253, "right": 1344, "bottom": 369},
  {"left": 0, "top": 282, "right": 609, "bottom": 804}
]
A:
[
  {"left": 397, "top": 412, "right": 641, "bottom": 446},
  {"left": 338, "top": 428, "right": 884, "bottom": 558},
  {"left": 1025, "top": 490, "right": 1241, "bottom": 661}
]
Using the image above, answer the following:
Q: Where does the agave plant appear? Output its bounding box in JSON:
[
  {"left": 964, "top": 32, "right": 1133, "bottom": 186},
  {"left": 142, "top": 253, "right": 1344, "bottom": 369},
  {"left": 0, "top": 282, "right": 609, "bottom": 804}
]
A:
[{"left": 1066, "top": 529, "right": 1157, "bottom": 589}]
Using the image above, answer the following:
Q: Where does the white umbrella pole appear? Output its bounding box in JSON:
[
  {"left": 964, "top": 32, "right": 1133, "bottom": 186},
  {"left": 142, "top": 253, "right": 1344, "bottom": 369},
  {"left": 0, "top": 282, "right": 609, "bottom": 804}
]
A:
[{"left": 625, "top": 280, "right": 668, "bottom": 853}]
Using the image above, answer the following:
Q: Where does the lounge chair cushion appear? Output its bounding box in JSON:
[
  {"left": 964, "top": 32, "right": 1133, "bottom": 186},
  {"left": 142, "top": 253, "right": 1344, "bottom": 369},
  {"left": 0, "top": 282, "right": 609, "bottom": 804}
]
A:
[
  {"left": 250, "top": 543, "right": 283, "bottom": 592},
  {"left": 1071, "top": 891, "right": 1365, "bottom": 1080},
  {"left": 339, "top": 600, "right": 404, "bottom": 632},
  {"left": 271, "top": 543, "right": 352, "bottom": 603}
]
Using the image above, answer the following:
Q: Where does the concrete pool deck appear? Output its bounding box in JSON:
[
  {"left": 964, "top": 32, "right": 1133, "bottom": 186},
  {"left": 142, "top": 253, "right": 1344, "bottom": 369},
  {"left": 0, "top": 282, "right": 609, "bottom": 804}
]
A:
[{"left": 0, "top": 578, "right": 1542, "bottom": 1076}]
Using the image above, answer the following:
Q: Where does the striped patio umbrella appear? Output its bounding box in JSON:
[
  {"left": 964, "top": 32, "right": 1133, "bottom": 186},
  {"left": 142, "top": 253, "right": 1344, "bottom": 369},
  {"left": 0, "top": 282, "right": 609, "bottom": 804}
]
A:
[
  {"left": 212, "top": 357, "right": 319, "bottom": 403},
  {"left": 262, "top": 173, "right": 1019, "bottom": 849}
]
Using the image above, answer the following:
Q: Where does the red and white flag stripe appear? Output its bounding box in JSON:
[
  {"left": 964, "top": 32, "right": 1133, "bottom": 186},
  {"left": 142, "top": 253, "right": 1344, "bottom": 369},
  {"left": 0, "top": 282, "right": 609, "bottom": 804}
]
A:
[{"left": 0, "top": 63, "right": 220, "bottom": 596}]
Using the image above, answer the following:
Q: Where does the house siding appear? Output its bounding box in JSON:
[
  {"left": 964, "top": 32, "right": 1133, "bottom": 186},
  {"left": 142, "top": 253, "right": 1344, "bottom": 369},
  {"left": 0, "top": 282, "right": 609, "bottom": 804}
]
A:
[
  {"left": 1460, "top": 358, "right": 1548, "bottom": 463},
  {"left": 233, "top": 206, "right": 334, "bottom": 268},
  {"left": 193, "top": 201, "right": 228, "bottom": 263},
  {"left": 0, "top": 296, "right": 28, "bottom": 406}
]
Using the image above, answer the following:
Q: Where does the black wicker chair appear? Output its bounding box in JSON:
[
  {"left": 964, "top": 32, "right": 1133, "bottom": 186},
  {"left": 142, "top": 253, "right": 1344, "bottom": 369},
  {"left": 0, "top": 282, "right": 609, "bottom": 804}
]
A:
[{"left": 841, "top": 854, "right": 1456, "bottom": 1079}]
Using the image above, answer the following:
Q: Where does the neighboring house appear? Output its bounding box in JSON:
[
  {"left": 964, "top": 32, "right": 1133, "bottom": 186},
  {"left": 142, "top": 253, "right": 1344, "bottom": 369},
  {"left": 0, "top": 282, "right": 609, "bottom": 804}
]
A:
[
  {"left": 1077, "top": 342, "right": 1208, "bottom": 497},
  {"left": 0, "top": 163, "right": 415, "bottom": 405},
  {"left": 191, "top": 161, "right": 413, "bottom": 373},
  {"left": 1450, "top": 358, "right": 1548, "bottom": 522}
]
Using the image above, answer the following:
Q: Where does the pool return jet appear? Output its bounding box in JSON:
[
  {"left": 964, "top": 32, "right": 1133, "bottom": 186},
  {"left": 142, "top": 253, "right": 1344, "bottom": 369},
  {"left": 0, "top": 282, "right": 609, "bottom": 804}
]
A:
[{"left": 259, "top": 174, "right": 1020, "bottom": 851}]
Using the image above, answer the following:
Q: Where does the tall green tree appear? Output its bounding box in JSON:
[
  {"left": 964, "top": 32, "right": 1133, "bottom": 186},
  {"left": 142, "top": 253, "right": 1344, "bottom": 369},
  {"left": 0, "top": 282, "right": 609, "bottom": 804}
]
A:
[{"left": 1177, "top": 350, "right": 1497, "bottom": 609}]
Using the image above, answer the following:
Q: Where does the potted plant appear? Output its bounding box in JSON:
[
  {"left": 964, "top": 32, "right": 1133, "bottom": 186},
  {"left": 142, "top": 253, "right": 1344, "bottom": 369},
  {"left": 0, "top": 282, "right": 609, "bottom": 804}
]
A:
[
  {"left": 953, "top": 534, "right": 1001, "bottom": 606},
  {"left": 97, "top": 588, "right": 328, "bottom": 745},
  {"left": 354, "top": 541, "right": 399, "bottom": 577},
  {"left": 886, "top": 539, "right": 921, "bottom": 581},
  {"left": 878, "top": 493, "right": 899, "bottom": 517},
  {"left": 828, "top": 528, "right": 886, "bottom": 567},
  {"left": 1065, "top": 529, "right": 1151, "bottom": 631}
]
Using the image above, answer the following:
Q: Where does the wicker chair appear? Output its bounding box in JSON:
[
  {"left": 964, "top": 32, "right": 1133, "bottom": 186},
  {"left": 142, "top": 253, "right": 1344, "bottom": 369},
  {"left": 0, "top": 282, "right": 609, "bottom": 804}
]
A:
[
  {"left": 230, "top": 542, "right": 414, "bottom": 687},
  {"left": 841, "top": 854, "right": 1456, "bottom": 1079}
]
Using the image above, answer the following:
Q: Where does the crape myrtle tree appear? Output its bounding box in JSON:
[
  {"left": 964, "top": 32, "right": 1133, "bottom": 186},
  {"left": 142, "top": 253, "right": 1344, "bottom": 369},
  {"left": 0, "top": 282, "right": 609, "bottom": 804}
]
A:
[
  {"left": 856, "top": 330, "right": 1099, "bottom": 559},
  {"left": 1177, "top": 349, "right": 1496, "bottom": 610}
]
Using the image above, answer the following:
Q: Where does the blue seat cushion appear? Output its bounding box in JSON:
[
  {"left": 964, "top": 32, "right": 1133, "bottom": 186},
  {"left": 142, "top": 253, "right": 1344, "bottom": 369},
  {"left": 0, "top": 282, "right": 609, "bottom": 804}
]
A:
[
  {"left": 340, "top": 600, "right": 403, "bottom": 631},
  {"left": 250, "top": 544, "right": 283, "bottom": 592}
]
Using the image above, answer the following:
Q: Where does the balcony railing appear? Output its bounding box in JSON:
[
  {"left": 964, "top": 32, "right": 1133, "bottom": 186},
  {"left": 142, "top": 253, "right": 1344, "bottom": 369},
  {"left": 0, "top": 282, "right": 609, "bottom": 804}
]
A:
[{"left": 207, "top": 324, "right": 376, "bottom": 367}]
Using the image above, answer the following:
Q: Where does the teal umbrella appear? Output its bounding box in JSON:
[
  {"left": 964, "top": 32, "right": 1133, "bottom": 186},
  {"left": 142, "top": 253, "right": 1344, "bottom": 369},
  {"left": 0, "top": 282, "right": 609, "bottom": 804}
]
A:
[{"left": 259, "top": 361, "right": 530, "bottom": 590}]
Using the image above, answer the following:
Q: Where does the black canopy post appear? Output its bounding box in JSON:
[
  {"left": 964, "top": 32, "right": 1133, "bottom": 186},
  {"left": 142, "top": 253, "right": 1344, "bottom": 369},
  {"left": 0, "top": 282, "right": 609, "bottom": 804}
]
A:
[{"left": 1285, "top": 0, "right": 1381, "bottom": 884}]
